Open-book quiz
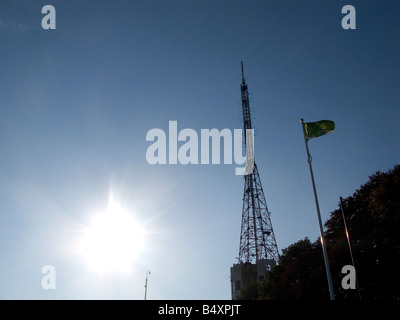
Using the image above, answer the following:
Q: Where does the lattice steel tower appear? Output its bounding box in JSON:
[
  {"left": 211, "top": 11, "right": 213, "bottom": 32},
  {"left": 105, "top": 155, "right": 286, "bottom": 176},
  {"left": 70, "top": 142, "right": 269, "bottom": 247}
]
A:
[{"left": 231, "top": 62, "right": 279, "bottom": 299}]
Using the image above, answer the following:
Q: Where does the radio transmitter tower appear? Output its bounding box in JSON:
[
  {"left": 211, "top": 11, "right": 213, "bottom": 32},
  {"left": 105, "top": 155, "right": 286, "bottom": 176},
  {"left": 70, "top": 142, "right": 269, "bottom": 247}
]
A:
[{"left": 230, "top": 62, "right": 279, "bottom": 299}]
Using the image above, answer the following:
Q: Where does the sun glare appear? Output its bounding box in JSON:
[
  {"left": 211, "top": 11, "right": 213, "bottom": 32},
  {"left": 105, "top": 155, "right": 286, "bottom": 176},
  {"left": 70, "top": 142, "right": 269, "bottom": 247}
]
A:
[{"left": 80, "top": 195, "right": 144, "bottom": 273}]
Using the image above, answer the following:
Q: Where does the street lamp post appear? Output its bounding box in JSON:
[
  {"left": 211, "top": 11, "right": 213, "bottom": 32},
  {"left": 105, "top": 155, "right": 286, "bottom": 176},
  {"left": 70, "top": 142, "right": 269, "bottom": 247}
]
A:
[{"left": 144, "top": 270, "right": 151, "bottom": 300}]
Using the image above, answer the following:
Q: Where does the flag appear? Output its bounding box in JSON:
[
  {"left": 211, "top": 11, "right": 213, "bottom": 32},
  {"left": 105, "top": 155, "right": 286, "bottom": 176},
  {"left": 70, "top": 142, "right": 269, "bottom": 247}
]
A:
[{"left": 304, "top": 120, "right": 335, "bottom": 140}]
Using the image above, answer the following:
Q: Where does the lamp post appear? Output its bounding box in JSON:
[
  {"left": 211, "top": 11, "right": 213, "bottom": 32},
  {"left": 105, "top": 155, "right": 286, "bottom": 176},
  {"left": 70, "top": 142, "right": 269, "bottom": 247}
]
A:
[{"left": 144, "top": 270, "right": 151, "bottom": 300}]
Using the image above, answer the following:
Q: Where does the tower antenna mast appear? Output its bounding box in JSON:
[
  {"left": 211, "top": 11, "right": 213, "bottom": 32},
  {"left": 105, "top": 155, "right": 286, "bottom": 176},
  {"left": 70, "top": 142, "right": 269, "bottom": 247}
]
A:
[{"left": 231, "top": 62, "right": 279, "bottom": 299}]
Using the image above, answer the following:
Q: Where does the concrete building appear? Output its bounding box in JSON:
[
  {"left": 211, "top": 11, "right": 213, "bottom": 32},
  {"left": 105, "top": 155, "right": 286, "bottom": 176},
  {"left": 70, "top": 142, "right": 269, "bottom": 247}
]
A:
[{"left": 230, "top": 259, "right": 276, "bottom": 299}]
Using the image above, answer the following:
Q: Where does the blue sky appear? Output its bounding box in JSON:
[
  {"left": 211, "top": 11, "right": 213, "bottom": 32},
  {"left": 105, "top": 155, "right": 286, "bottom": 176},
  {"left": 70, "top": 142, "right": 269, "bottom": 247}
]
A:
[{"left": 0, "top": 0, "right": 399, "bottom": 299}]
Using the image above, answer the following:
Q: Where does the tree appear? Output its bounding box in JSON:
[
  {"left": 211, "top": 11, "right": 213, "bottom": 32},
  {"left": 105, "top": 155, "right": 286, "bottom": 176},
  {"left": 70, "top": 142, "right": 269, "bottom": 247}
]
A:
[
  {"left": 325, "top": 165, "right": 400, "bottom": 300},
  {"left": 235, "top": 280, "right": 259, "bottom": 300},
  {"left": 261, "top": 238, "right": 329, "bottom": 300},
  {"left": 241, "top": 165, "right": 400, "bottom": 300}
]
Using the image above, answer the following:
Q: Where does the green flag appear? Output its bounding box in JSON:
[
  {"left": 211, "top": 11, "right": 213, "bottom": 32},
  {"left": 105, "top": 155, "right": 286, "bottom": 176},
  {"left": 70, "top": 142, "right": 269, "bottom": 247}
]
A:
[{"left": 304, "top": 120, "right": 335, "bottom": 140}]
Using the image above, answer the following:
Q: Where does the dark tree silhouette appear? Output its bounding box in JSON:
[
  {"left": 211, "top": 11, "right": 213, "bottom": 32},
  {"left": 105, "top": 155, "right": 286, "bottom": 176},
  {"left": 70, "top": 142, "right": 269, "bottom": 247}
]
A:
[
  {"left": 325, "top": 165, "right": 400, "bottom": 300},
  {"left": 237, "top": 165, "right": 400, "bottom": 300}
]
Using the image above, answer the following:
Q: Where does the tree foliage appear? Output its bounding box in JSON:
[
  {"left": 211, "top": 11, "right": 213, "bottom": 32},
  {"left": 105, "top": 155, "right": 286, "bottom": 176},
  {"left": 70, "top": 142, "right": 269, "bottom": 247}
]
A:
[{"left": 237, "top": 165, "right": 400, "bottom": 300}]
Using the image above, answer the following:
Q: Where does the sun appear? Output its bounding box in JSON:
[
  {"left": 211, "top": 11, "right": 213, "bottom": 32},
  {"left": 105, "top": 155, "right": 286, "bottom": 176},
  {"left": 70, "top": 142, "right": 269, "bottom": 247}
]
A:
[{"left": 79, "top": 195, "right": 145, "bottom": 273}]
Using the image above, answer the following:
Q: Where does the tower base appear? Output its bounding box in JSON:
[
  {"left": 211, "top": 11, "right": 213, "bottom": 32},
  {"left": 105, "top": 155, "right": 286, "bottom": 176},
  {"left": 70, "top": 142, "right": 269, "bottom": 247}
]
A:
[{"left": 230, "top": 259, "right": 276, "bottom": 300}]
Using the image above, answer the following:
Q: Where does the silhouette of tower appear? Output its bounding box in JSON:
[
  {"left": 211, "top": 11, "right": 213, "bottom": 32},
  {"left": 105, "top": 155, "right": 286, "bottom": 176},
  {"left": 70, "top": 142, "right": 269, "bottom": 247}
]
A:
[{"left": 230, "top": 62, "right": 279, "bottom": 299}]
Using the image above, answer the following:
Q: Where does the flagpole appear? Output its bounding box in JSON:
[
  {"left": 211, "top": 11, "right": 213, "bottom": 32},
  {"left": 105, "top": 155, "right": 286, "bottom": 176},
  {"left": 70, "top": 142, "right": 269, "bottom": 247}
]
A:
[
  {"left": 339, "top": 196, "right": 362, "bottom": 300},
  {"left": 300, "top": 118, "right": 335, "bottom": 300}
]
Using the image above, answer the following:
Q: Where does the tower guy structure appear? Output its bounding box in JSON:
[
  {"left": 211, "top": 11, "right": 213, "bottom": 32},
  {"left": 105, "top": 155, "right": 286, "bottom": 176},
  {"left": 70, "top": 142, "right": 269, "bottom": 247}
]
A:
[{"left": 230, "top": 62, "right": 279, "bottom": 299}]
